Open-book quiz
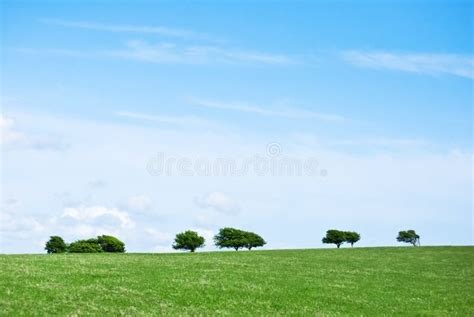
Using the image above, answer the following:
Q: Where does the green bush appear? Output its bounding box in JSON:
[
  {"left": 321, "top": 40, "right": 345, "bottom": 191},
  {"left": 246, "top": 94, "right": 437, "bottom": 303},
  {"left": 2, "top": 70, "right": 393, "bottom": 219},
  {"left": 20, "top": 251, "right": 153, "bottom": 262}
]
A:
[
  {"left": 172, "top": 230, "right": 205, "bottom": 252},
  {"left": 45, "top": 236, "right": 67, "bottom": 254},
  {"left": 97, "top": 235, "right": 125, "bottom": 253},
  {"left": 214, "top": 228, "right": 266, "bottom": 251},
  {"left": 68, "top": 239, "right": 103, "bottom": 253}
]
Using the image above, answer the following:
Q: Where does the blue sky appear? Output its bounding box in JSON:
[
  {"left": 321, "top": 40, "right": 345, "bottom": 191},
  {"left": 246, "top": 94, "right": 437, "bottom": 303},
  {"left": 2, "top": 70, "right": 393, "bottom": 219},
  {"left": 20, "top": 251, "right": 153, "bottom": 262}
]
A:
[{"left": 1, "top": 0, "right": 472, "bottom": 253}]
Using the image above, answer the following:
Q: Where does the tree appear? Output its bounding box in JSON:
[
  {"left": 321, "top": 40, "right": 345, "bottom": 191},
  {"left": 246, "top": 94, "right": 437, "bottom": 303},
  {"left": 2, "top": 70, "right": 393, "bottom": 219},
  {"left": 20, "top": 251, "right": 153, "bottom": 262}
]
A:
[
  {"left": 68, "top": 238, "right": 103, "bottom": 253},
  {"left": 322, "top": 229, "right": 346, "bottom": 248},
  {"left": 214, "top": 227, "right": 247, "bottom": 251},
  {"left": 244, "top": 232, "right": 266, "bottom": 250},
  {"left": 97, "top": 235, "right": 125, "bottom": 253},
  {"left": 397, "top": 230, "right": 420, "bottom": 246},
  {"left": 45, "top": 236, "right": 67, "bottom": 254},
  {"left": 344, "top": 231, "right": 361, "bottom": 247},
  {"left": 172, "top": 230, "right": 205, "bottom": 252}
]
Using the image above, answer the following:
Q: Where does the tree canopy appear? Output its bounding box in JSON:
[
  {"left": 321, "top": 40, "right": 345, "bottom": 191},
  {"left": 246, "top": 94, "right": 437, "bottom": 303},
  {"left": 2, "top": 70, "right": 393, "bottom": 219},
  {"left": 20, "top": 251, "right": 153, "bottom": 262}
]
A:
[
  {"left": 214, "top": 228, "right": 266, "bottom": 251},
  {"left": 97, "top": 235, "right": 125, "bottom": 253},
  {"left": 244, "top": 232, "right": 266, "bottom": 250},
  {"left": 68, "top": 239, "right": 103, "bottom": 253},
  {"left": 46, "top": 235, "right": 127, "bottom": 253},
  {"left": 45, "top": 236, "right": 67, "bottom": 254},
  {"left": 172, "top": 230, "right": 205, "bottom": 252},
  {"left": 322, "top": 229, "right": 347, "bottom": 248},
  {"left": 345, "top": 231, "right": 361, "bottom": 247},
  {"left": 397, "top": 230, "right": 420, "bottom": 246}
]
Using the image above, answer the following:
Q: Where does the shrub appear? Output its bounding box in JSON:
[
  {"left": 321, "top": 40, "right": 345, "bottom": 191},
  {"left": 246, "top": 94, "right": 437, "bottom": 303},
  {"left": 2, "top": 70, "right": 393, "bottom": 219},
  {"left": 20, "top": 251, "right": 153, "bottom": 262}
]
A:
[
  {"left": 172, "top": 230, "right": 205, "bottom": 252},
  {"left": 97, "top": 235, "right": 125, "bottom": 253},
  {"left": 68, "top": 239, "right": 103, "bottom": 253},
  {"left": 45, "top": 236, "right": 67, "bottom": 254}
]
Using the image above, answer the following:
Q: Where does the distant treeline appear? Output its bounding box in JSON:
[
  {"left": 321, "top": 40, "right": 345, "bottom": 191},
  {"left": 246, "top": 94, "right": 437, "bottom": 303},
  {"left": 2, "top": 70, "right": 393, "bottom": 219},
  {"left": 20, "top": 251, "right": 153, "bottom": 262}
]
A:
[{"left": 45, "top": 228, "right": 420, "bottom": 253}]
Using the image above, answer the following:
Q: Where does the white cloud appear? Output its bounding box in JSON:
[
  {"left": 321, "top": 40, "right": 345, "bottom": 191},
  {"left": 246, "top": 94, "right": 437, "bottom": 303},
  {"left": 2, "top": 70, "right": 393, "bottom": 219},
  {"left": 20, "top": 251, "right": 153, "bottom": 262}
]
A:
[
  {"left": 144, "top": 228, "right": 176, "bottom": 252},
  {"left": 61, "top": 205, "right": 135, "bottom": 229},
  {"left": 127, "top": 195, "right": 152, "bottom": 212},
  {"left": 145, "top": 228, "right": 173, "bottom": 244},
  {"left": 67, "top": 224, "right": 119, "bottom": 238},
  {"left": 342, "top": 50, "right": 474, "bottom": 79},
  {"left": 0, "top": 114, "right": 68, "bottom": 151},
  {"left": 194, "top": 192, "right": 240, "bottom": 214},
  {"left": 0, "top": 115, "right": 25, "bottom": 145},
  {"left": 0, "top": 212, "right": 44, "bottom": 235},
  {"left": 189, "top": 98, "right": 346, "bottom": 123},
  {"left": 191, "top": 227, "right": 215, "bottom": 248}
]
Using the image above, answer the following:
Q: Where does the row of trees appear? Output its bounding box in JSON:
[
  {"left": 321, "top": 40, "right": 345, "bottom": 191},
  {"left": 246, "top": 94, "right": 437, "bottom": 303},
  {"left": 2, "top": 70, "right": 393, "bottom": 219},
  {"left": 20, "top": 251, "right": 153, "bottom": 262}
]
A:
[
  {"left": 321, "top": 229, "right": 421, "bottom": 248},
  {"left": 45, "top": 229, "right": 420, "bottom": 253},
  {"left": 173, "top": 227, "right": 266, "bottom": 252},
  {"left": 45, "top": 235, "right": 125, "bottom": 253},
  {"left": 322, "top": 230, "right": 361, "bottom": 248}
]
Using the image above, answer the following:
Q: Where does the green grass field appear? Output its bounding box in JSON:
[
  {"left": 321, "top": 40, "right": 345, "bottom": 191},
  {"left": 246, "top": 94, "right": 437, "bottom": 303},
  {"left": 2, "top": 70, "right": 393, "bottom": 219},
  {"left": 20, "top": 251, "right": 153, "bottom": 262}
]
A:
[{"left": 1, "top": 246, "right": 473, "bottom": 316}]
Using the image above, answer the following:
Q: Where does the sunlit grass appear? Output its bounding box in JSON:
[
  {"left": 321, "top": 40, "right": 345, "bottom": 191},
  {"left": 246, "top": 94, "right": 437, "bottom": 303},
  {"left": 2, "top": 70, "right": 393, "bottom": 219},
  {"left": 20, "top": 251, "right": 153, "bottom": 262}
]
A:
[{"left": 1, "top": 246, "right": 472, "bottom": 315}]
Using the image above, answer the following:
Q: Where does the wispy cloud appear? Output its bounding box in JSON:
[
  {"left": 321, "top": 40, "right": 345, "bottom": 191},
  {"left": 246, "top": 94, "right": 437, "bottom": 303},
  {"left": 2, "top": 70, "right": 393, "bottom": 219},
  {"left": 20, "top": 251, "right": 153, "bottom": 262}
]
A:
[
  {"left": 114, "top": 110, "right": 215, "bottom": 128},
  {"left": 108, "top": 40, "right": 296, "bottom": 65},
  {"left": 40, "top": 18, "right": 217, "bottom": 41},
  {"left": 342, "top": 50, "right": 474, "bottom": 79},
  {"left": 188, "top": 98, "right": 347, "bottom": 123},
  {"left": 37, "top": 19, "right": 298, "bottom": 64},
  {"left": 194, "top": 192, "right": 241, "bottom": 215},
  {"left": 15, "top": 41, "right": 296, "bottom": 66},
  {"left": 1, "top": 114, "right": 69, "bottom": 151}
]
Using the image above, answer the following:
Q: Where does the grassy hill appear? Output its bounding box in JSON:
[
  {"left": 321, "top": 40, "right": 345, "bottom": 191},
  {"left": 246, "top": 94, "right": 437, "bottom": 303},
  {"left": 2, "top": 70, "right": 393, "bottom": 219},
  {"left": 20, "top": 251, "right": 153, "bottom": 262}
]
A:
[{"left": 1, "top": 246, "right": 472, "bottom": 316}]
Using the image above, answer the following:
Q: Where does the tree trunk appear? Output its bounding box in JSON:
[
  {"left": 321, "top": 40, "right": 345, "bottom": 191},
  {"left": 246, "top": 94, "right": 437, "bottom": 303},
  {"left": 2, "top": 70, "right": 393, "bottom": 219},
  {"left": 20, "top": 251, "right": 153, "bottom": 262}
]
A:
[
  {"left": 191, "top": 249, "right": 195, "bottom": 252},
  {"left": 337, "top": 244, "right": 340, "bottom": 248},
  {"left": 234, "top": 247, "right": 239, "bottom": 251},
  {"left": 351, "top": 242, "right": 354, "bottom": 247}
]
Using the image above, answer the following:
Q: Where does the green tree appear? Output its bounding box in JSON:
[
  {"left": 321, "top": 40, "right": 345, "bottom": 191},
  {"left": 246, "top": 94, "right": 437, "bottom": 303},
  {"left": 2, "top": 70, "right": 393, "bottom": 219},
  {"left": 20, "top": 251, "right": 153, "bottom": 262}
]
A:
[
  {"left": 397, "top": 230, "right": 420, "bottom": 246},
  {"left": 214, "top": 227, "right": 247, "bottom": 251},
  {"left": 344, "top": 231, "right": 361, "bottom": 247},
  {"left": 172, "top": 230, "right": 205, "bottom": 252},
  {"left": 45, "top": 236, "right": 67, "bottom": 254},
  {"left": 322, "top": 229, "right": 346, "bottom": 248},
  {"left": 68, "top": 238, "right": 103, "bottom": 253},
  {"left": 97, "top": 235, "right": 125, "bottom": 253},
  {"left": 244, "top": 231, "right": 266, "bottom": 250}
]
